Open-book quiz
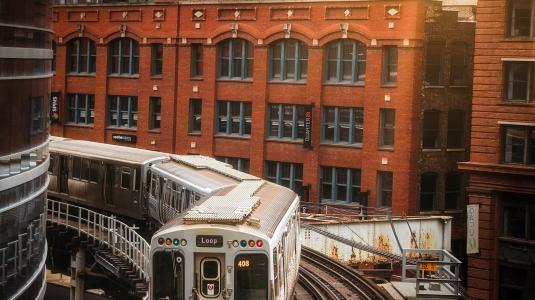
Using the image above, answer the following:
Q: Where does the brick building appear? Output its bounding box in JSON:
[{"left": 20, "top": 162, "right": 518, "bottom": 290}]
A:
[
  {"left": 458, "top": 0, "right": 535, "bottom": 299},
  {"left": 50, "top": 0, "right": 476, "bottom": 221}
]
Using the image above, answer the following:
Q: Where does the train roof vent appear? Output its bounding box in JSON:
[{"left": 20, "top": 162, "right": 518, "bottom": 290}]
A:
[
  {"left": 172, "top": 155, "right": 258, "bottom": 181},
  {"left": 183, "top": 180, "right": 264, "bottom": 224}
]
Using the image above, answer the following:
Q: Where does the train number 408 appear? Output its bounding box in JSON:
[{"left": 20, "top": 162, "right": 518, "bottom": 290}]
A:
[{"left": 237, "top": 260, "right": 250, "bottom": 268}]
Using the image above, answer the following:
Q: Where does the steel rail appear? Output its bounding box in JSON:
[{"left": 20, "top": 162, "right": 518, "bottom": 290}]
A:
[{"left": 299, "top": 266, "right": 342, "bottom": 300}]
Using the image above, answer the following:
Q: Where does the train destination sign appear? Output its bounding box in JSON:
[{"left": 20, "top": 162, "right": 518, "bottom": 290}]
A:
[
  {"left": 196, "top": 235, "right": 223, "bottom": 247},
  {"left": 112, "top": 134, "right": 137, "bottom": 144}
]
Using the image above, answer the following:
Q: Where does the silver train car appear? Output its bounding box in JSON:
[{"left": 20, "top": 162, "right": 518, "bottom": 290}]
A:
[{"left": 150, "top": 157, "right": 300, "bottom": 300}]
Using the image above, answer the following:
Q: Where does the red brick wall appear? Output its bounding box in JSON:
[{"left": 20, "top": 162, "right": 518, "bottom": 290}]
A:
[{"left": 51, "top": 1, "right": 429, "bottom": 214}]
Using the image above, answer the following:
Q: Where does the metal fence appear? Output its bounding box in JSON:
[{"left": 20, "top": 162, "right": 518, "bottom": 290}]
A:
[{"left": 46, "top": 199, "right": 150, "bottom": 281}]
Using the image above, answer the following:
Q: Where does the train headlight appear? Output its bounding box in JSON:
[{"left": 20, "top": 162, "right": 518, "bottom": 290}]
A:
[
  {"left": 240, "top": 240, "right": 247, "bottom": 247},
  {"left": 173, "top": 239, "right": 180, "bottom": 246},
  {"left": 180, "top": 239, "right": 187, "bottom": 246},
  {"left": 248, "top": 240, "right": 255, "bottom": 247},
  {"left": 256, "top": 240, "right": 263, "bottom": 247},
  {"left": 165, "top": 238, "right": 172, "bottom": 246},
  {"left": 232, "top": 240, "right": 239, "bottom": 247},
  {"left": 158, "top": 238, "right": 164, "bottom": 245}
]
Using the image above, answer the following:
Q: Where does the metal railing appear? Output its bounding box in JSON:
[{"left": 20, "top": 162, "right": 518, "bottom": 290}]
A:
[
  {"left": 46, "top": 199, "right": 150, "bottom": 281},
  {"left": 401, "top": 248, "right": 462, "bottom": 299}
]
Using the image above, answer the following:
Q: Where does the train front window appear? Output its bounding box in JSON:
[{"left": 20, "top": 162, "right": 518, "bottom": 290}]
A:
[
  {"left": 153, "top": 251, "right": 184, "bottom": 300},
  {"left": 234, "top": 254, "right": 268, "bottom": 300}
]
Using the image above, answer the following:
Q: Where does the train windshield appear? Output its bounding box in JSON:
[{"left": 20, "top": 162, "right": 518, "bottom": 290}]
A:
[
  {"left": 234, "top": 254, "right": 268, "bottom": 300},
  {"left": 153, "top": 251, "right": 184, "bottom": 300}
]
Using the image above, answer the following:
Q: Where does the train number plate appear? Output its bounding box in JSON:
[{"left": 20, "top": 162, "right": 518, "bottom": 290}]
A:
[{"left": 196, "top": 235, "right": 223, "bottom": 247}]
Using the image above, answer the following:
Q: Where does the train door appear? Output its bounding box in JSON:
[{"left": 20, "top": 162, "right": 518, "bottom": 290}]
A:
[
  {"left": 59, "top": 155, "right": 69, "bottom": 194},
  {"left": 194, "top": 253, "right": 225, "bottom": 300}
]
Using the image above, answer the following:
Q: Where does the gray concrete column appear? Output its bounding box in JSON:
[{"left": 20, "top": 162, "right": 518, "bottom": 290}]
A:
[{"left": 69, "top": 247, "right": 85, "bottom": 300}]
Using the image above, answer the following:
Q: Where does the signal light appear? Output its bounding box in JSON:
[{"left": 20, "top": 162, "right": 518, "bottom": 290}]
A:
[
  {"left": 232, "top": 240, "right": 239, "bottom": 247},
  {"left": 173, "top": 239, "right": 180, "bottom": 246},
  {"left": 256, "top": 240, "right": 263, "bottom": 247},
  {"left": 180, "top": 239, "right": 187, "bottom": 246},
  {"left": 165, "top": 238, "right": 172, "bottom": 246},
  {"left": 248, "top": 240, "right": 255, "bottom": 247},
  {"left": 158, "top": 238, "right": 164, "bottom": 245},
  {"left": 240, "top": 240, "right": 247, "bottom": 247}
]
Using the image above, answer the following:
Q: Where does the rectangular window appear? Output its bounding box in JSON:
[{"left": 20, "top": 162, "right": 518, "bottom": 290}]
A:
[
  {"left": 267, "top": 104, "right": 305, "bottom": 140},
  {"left": 450, "top": 42, "right": 468, "bottom": 85},
  {"left": 502, "top": 125, "right": 535, "bottom": 165},
  {"left": 270, "top": 40, "right": 308, "bottom": 81},
  {"left": 30, "top": 96, "right": 44, "bottom": 135},
  {"left": 504, "top": 62, "right": 535, "bottom": 102},
  {"left": 508, "top": 0, "right": 535, "bottom": 37},
  {"left": 379, "top": 109, "right": 395, "bottom": 148},
  {"left": 120, "top": 167, "right": 131, "bottom": 190},
  {"left": 67, "top": 94, "right": 95, "bottom": 125},
  {"left": 445, "top": 172, "right": 462, "bottom": 210},
  {"left": 191, "top": 44, "right": 203, "bottom": 77},
  {"left": 151, "top": 43, "right": 163, "bottom": 77},
  {"left": 447, "top": 110, "right": 465, "bottom": 148},
  {"left": 320, "top": 166, "right": 361, "bottom": 203},
  {"left": 377, "top": 171, "right": 393, "bottom": 207},
  {"left": 420, "top": 172, "right": 437, "bottom": 211},
  {"left": 149, "top": 97, "right": 161, "bottom": 130},
  {"left": 382, "top": 46, "right": 398, "bottom": 84},
  {"left": 422, "top": 111, "right": 440, "bottom": 149},
  {"left": 107, "top": 96, "right": 138, "bottom": 128},
  {"left": 265, "top": 161, "right": 303, "bottom": 196},
  {"left": 215, "top": 156, "right": 250, "bottom": 173},
  {"left": 217, "top": 39, "right": 253, "bottom": 80},
  {"left": 216, "top": 101, "right": 251, "bottom": 136},
  {"left": 321, "top": 107, "right": 364, "bottom": 146},
  {"left": 189, "top": 99, "right": 202, "bottom": 133},
  {"left": 425, "top": 41, "right": 444, "bottom": 85}
]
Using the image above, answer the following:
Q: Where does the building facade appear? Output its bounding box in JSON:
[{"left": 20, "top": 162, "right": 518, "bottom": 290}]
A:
[
  {"left": 458, "top": 0, "right": 535, "bottom": 299},
  {"left": 0, "top": 0, "right": 53, "bottom": 299}
]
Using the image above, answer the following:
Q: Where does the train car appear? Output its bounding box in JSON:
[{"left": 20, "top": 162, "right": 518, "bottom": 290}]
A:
[
  {"left": 149, "top": 156, "right": 300, "bottom": 300},
  {"left": 48, "top": 137, "right": 168, "bottom": 220}
]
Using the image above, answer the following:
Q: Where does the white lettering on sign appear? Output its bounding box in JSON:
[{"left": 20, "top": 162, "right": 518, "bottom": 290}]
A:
[{"left": 207, "top": 283, "right": 214, "bottom": 296}]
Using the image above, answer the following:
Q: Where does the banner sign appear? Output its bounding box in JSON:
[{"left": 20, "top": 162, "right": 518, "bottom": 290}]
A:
[
  {"left": 50, "top": 92, "right": 60, "bottom": 123},
  {"left": 112, "top": 134, "right": 137, "bottom": 144},
  {"left": 467, "top": 204, "right": 479, "bottom": 254},
  {"left": 303, "top": 105, "right": 312, "bottom": 149}
]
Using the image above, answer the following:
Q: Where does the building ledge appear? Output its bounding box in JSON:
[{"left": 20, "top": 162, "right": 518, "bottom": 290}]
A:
[{"left": 458, "top": 161, "right": 535, "bottom": 176}]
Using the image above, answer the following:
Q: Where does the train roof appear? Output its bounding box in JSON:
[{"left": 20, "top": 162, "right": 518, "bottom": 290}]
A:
[
  {"left": 159, "top": 178, "right": 298, "bottom": 238},
  {"left": 49, "top": 137, "right": 169, "bottom": 165}
]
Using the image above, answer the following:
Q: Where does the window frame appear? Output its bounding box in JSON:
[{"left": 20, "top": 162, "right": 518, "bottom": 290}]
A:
[
  {"left": 320, "top": 166, "right": 361, "bottom": 203},
  {"left": 108, "top": 38, "right": 139, "bottom": 76},
  {"left": 379, "top": 108, "right": 396, "bottom": 148},
  {"left": 149, "top": 97, "right": 161, "bottom": 131},
  {"left": 504, "top": 61, "right": 535, "bottom": 102},
  {"left": 189, "top": 98, "right": 202, "bottom": 133},
  {"left": 107, "top": 95, "right": 138, "bottom": 129},
  {"left": 424, "top": 41, "right": 445, "bottom": 86},
  {"left": 382, "top": 46, "right": 398, "bottom": 84},
  {"left": 215, "top": 101, "right": 252, "bottom": 137},
  {"left": 321, "top": 106, "right": 364, "bottom": 146},
  {"left": 502, "top": 125, "right": 535, "bottom": 165},
  {"left": 265, "top": 161, "right": 303, "bottom": 196},
  {"left": 445, "top": 172, "right": 462, "bottom": 210},
  {"left": 377, "top": 171, "right": 393, "bottom": 208},
  {"left": 447, "top": 110, "right": 465, "bottom": 149},
  {"left": 422, "top": 110, "right": 440, "bottom": 149},
  {"left": 67, "top": 37, "right": 96, "bottom": 74},
  {"left": 190, "top": 43, "right": 203, "bottom": 78},
  {"left": 217, "top": 39, "right": 253, "bottom": 80},
  {"left": 215, "top": 156, "right": 250, "bottom": 173},
  {"left": 269, "top": 39, "right": 308, "bottom": 82},
  {"left": 324, "top": 39, "right": 366, "bottom": 84},
  {"left": 67, "top": 93, "right": 95, "bottom": 125},
  {"left": 267, "top": 104, "right": 305, "bottom": 140},
  {"left": 151, "top": 43, "right": 163, "bottom": 77},
  {"left": 30, "top": 96, "right": 44, "bottom": 135},
  {"left": 419, "top": 172, "right": 438, "bottom": 212},
  {"left": 508, "top": 0, "right": 535, "bottom": 38},
  {"left": 450, "top": 42, "right": 468, "bottom": 86}
]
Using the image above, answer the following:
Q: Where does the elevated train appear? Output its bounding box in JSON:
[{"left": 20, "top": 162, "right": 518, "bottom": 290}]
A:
[{"left": 47, "top": 138, "right": 301, "bottom": 299}]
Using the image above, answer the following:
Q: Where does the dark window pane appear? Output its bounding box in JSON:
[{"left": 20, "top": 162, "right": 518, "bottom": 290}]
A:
[
  {"left": 504, "top": 127, "right": 527, "bottom": 163},
  {"left": 504, "top": 205, "right": 526, "bottom": 239}
]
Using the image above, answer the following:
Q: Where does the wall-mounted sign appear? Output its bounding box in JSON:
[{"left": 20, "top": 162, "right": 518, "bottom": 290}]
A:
[
  {"left": 303, "top": 105, "right": 313, "bottom": 149},
  {"left": 196, "top": 235, "right": 223, "bottom": 248},
  {"left": 112, "top": 134, "right": 137, "bottom": 144},
  {"left": 50, "top": 92, "right": 60, "bottom": 123},
  {"left": 467, "top": 204, "right": 479, "bottom": 254}
]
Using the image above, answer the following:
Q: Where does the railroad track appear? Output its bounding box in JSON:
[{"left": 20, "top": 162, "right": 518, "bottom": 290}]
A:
[{"left": 298, "top": 246, "right": 391, "bottom": 300}]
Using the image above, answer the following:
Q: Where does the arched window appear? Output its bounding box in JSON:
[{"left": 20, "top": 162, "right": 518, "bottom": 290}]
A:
[
  {"left": 324, "top": 39, "right": 366, "bottom": 84},
  {"left": 108, "top": 38, "right": 139, "bottom": 75},
  {"left": 217, "top": 39, "right": 253, "bottom": 79},
  {"left": 67, "top": 37, "right": 96, "bottom": 74},
  {"left": 269, "top": 39, "right": 308, "bottom": 81}
]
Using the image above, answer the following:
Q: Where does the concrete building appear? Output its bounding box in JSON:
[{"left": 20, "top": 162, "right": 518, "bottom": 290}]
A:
[
  {"left": 458, "top": 0, "right": 535, "bottom": 299},
  {"left": 50, "top": 0, "right": 474, "bottom": 220},
  {"left": 0, "top": 0, "right": 53, "bottom": 299}
]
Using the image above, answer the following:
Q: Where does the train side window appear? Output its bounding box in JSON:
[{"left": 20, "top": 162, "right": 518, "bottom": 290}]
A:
[
  {"left": 90, "top": 161, "right": 99, "bottom": 183},
  {"left": 48, "top": 156, "right": 54, "bottom": 174},
  {"left": 81, "top": 159, "right": 90, "bottom": 181},
  {"left": 133, "top": 168, "right": 140, "bottom": 191},
  {"left": 72, "top": 157, "right": 81, "bottom": 180},
  {"left": 121, "top": 167, "right": 131, "bottom": 190}
]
